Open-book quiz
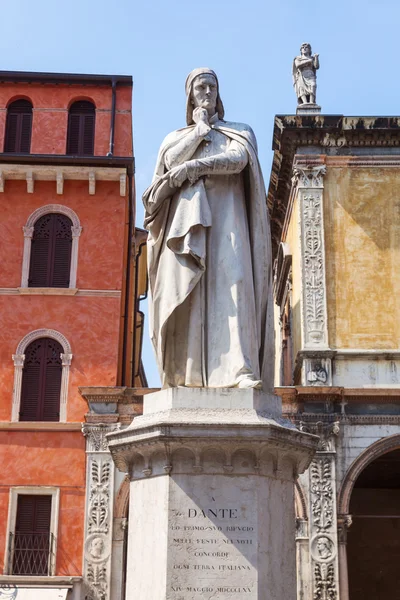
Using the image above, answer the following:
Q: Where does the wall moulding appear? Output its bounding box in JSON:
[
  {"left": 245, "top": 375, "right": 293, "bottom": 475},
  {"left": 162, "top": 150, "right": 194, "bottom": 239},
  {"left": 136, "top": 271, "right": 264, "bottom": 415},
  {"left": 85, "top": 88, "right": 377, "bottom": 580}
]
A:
[
  {"left": 109, "top": 433, "right": 317, "bottom": 482},
  {"left": 0, "top": 164, "right": 127, "bottom": 197},
  {"left": 0, "top": 288, "right": 122, "bottom": 297}
]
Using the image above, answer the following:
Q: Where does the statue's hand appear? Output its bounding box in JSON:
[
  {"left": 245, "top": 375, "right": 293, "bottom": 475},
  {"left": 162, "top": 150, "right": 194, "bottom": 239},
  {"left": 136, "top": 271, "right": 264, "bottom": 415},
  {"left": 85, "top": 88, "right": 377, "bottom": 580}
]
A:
[
  {"left": 169, "top": 164, "right": 188, "bottom": 188},
  {"left": 193, "top": 108, "right": 211, "bottom": 137},
  {"left": 193, "top": 107, "right": 209, "bottom": 125}
]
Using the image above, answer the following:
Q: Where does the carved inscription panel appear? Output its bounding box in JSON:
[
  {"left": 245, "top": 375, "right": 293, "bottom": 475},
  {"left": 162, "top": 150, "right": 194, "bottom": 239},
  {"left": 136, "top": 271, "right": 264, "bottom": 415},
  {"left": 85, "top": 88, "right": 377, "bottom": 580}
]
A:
[{"left": 167, "top": 477, "right": 257, "bottom": 599}]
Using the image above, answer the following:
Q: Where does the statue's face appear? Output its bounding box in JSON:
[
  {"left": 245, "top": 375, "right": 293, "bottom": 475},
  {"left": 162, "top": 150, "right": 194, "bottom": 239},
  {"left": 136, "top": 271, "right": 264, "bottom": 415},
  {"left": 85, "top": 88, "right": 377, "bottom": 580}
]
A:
[
  {"left": 301, "top": 44, "right": 311, "bottom": 57},
  {"left": 191, "top": 74, "right": 218, "bottom": 113}
]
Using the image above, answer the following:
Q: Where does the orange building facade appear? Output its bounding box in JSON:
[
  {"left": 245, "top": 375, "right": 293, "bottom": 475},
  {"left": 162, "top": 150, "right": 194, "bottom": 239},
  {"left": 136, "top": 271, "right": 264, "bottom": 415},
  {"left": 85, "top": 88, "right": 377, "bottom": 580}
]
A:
[{"left": 0, "top": 71, "right": 147, "bottom": 600}]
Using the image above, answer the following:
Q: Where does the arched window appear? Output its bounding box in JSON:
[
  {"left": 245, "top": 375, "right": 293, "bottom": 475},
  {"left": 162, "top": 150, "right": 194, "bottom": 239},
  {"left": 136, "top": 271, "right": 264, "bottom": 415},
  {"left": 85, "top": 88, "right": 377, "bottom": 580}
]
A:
[
  {"left": 67, "top": 100, "right": 95, "bottom": 155},
  {"left": 4, "top": 99, "right": 33, "bottom": 153},
  {"left": 28, "top": 213, "right": 72, "bottom": 288},
  {"left": 12, "top": 329, "right": 72, "bottom": 422},
  {"left": 19, "top": 338, "right": 63, "bottom": 422}
]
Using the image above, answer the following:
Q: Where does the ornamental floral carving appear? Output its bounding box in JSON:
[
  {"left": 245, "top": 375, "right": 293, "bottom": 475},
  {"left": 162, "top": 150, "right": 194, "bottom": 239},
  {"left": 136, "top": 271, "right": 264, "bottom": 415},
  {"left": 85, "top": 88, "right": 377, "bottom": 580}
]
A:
[
  {"left": 314, "top": 563, "right": 337, "bottom": 600},
  {"left": 85, "top": 563, "right": 107, "bottom": 600},
  {"left": 82, "top": 424, "right": 113, "bottom": 452},
  {"left": 83, "top": 425, "right": 116, "bottom": 600},
  {"left": 294, "top": 162, "right": 328, "bottom": 352},
  {"left": 301, "top": 193, "right": 327, "bottom": 346},
  {"left": 293, "top": 165, "right": 326, "bottom": 188},
  {"left": 306, "top": 420, "right": 339, "bottom": 600},
  {"left": 310, "top": 458, "right": 334, "bottom": 532},
  {"left": 88, "top": 460, "right": 111, "bottom": 534}
]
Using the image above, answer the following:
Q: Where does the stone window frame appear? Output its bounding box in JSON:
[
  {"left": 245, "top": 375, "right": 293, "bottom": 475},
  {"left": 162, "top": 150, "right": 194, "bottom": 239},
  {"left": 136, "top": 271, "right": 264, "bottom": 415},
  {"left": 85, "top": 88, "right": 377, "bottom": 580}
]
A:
[
  {"left": 3, "top": 486, "right": 60, "bottom": 576},
  {"left": 21, "top": 204, "right": 82, "bottom": 289},
  {"left": 12, "top": 329, "right": 73, "bottom": 423}
]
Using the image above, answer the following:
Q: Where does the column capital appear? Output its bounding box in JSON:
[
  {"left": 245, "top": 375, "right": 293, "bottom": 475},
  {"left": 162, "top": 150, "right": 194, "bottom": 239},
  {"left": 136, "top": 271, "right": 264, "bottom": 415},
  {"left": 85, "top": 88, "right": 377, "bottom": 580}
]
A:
[
  {"left": 82, "top": 423, "right": 120, "bottom": 453},
  {"left": 22, "top": 226, "right": 34, "bottom": 238},
  {"left": 337, "top": 514, "right": 353, "bottom": 544},
  {"left": 293, "top": 163, "right": 326, "bottom": 188},
  {"left": 12, "top": 353, "right": 25, "bottom": 367}
]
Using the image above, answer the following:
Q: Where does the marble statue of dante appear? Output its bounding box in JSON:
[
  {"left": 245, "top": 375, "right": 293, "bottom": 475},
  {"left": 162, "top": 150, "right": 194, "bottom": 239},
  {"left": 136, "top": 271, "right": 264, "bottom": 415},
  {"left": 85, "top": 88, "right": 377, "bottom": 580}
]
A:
[
  {"left": 293, "top": 43, "right": 319, "bottom": 105},
  {"left": 143, "top": 68, "right": 274, "bottom": 390}
]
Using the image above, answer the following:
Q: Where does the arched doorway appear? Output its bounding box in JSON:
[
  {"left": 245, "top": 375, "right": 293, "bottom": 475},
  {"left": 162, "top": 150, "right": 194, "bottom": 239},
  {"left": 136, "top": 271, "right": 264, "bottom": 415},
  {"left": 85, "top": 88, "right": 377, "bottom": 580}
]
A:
[{"left": 347, "top": 447, "right": 400, "bottom": 599}]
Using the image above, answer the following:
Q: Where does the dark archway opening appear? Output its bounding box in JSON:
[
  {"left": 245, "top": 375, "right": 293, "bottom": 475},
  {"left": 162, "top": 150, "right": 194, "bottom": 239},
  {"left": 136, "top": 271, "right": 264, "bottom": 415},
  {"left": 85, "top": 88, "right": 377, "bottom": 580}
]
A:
[{"left": 348, "top": 447, "right": 400, "bottom": 599}]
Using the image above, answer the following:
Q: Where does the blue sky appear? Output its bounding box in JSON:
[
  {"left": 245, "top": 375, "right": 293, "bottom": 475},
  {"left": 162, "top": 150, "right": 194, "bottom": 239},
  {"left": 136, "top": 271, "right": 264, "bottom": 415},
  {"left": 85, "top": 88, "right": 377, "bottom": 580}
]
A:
[{"left": 3, "top": 0, "right": 400, "bottom": 386}]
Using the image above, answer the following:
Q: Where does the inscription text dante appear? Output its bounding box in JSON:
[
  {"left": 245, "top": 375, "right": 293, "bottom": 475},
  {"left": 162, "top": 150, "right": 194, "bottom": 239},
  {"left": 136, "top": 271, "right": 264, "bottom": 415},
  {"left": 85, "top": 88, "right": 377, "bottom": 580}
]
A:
[{"left": 167, "top": 483, "right": 257, "bottom": 599}]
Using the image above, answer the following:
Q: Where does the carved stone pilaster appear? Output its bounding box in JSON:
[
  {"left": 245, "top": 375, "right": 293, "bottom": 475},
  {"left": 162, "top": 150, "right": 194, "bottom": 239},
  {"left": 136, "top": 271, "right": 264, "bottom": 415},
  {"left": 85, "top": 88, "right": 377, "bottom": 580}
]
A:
[
  {"left": 302, "top": 422, "right": 340, "bottom": 599},
  {"left": 293, "top": 163, "right": 331, "bottom": 385},
  {"left": 294, "top": 166, "right": 328, "bottom": 343},
  {"left": 82, "top": 424, "right": 120, "bottom": 600}
]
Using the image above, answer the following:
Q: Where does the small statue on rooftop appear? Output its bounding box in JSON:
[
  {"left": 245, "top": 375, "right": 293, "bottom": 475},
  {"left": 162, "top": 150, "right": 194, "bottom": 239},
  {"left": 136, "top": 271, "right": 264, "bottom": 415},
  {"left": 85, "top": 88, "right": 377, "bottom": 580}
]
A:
[{"left": 293, "top": 43, "right": 319, "bottom": 106}]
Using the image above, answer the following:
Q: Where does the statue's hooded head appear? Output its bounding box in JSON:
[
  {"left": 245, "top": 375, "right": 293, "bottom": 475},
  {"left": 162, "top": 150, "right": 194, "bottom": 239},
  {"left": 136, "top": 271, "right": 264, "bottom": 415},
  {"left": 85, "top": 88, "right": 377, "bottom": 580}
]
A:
[
  {"left": 300, "top": 43, "right": 312, "bottom": 56},
  {"left": 185, "top": 67, "right": 225, "bottom": 126}
]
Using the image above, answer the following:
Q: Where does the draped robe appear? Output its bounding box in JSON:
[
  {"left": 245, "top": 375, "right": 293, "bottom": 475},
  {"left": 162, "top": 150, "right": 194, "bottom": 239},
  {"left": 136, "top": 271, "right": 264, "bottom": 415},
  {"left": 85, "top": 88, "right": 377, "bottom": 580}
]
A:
[{"left": 143, "top": 116, "right": 274, "bottom": 390}]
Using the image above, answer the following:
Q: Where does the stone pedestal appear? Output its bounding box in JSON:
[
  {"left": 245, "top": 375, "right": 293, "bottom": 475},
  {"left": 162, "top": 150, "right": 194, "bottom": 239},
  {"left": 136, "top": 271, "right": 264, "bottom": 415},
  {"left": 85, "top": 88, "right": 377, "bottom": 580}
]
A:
[
  {"left": 107, "top": 389, "right": 318, "bottom": 600},
  {"left": 296, "top": 103, "right": 321, "bottom": 115}
]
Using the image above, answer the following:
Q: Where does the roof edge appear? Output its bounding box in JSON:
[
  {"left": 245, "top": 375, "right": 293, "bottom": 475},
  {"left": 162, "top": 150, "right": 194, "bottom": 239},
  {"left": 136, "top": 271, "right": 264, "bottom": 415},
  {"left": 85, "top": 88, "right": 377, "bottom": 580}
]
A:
[{"left": 0, "top": 70, "right": 132, "bottom": 86}]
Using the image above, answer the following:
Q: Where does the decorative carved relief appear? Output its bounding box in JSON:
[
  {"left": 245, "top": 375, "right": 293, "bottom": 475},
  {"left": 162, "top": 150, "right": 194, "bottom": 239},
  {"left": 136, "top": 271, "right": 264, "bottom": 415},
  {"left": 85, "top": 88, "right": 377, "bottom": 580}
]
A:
[
  {"left": 303, "top": 357, "right": 332, "bottom": 386},
  {"left": 293, "top": 163, "right": 329, "bottom": 356},
  {"left": 293, "top": 165, "right": 326, "bottom": 188},
  {"left": 302, "top": 193, "right": 327, "bottom": 347},
  {"left": 314, "top": 562, "right": 337, "bottom": 600},
  {"left": 110, "top": 437, "right": 315, "bottom": 481},
  {"left": 83, "top": 424, "right": 116, "bottom": 452},
  {"left": 310, "top": 458, "right": 334, "bottom": 532},
  {"left": 83, "top": 424, "right": 117, "bottom": 600},
  {"left": 306, "top": 421, "right": 339, "bottom": 599}
]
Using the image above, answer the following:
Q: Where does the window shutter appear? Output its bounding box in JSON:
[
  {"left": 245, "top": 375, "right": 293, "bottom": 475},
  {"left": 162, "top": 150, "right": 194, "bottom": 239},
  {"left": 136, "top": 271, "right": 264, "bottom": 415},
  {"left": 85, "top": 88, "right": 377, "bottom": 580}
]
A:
[
  {"left": 67, "top": 101, "right": 95, "bottom": 156},
  {"left": 42, "top": 339, "right": 62, "bottom": 421},
  {"left": 20, "top": 338, "right": 62, "bottom": 422},
  {"left": 51, "top": 214, "right": 72, "bottom": 287},
  {"left": 20, "top": 112, "right": 32, "bottom": 153},
  {"left": 16, "top": 495, "right": 51, "bottom": 533},
  {"left": 5, "top": 100, "right": 32, "bottom": 153},
  {"left": 28, "top": 214, "right": 52, "bottom": 287},
  {"left": 20, "top": 340, "right": 43, "bottom": 421},
  {"left": 83, "top": 113, "right": 95, "bottom": 155},
  {"left": 4, "top": 113, "right": 18, "bottom": 152},
  {"left": 14, "top": 495, "right": 52, "bottom": 576},
  {"left": 66, "top": 113, "right": 81, "bottom": 154},
  {"left": 28, "top": 213, "right": 72, "bottom": 288}
]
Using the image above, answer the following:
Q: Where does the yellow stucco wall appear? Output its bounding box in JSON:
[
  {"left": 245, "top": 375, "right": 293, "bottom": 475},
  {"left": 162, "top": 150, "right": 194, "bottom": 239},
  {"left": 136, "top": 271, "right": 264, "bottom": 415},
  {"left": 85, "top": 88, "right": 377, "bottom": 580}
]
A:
[{"left": 324, "top": 166, "right": 400, "bottom": 349}]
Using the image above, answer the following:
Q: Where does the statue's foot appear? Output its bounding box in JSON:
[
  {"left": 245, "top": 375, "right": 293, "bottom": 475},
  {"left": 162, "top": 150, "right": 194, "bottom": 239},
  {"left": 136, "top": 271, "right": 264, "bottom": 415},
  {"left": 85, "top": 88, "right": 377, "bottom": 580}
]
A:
[{"left": 237, "top": 378, "right": 263, "bottom": 390}]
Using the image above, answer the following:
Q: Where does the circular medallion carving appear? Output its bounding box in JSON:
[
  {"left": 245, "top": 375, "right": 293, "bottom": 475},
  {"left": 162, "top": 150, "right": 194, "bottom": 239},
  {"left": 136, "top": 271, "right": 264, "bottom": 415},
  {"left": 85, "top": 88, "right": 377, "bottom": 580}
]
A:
[
  {"left": 85, "top": 533, "right": 110, "bottom": 563},
  {"left": 311, "top": 534, "right": 336, "bottom": 562}
]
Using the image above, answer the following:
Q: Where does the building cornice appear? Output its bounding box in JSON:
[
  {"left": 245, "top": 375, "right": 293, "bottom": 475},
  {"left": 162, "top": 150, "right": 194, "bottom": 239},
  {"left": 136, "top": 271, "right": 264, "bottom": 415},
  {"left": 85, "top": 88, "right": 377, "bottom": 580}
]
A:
[
  {"left": 0, "top": 422, "right": 83, "bottom": 431},
  {"left": 0, "top": 154, "right": 134, "bottom": 174},
  {"left": 0, "top": 69, "right": 132, "bottom": 86}
]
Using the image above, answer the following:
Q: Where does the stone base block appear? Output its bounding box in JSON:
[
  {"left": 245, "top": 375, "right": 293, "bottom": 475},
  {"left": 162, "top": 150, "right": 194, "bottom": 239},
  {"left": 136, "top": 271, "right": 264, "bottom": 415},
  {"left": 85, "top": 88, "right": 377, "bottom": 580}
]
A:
[
  {"left": 107, "top": 388, "right": 318, "bottom": 600},
  {"left": 143, "top": 387, "right": 282, "bottom": 418},
  {"left": 296, "top": 103, "right": 321, "bottom": 115}
]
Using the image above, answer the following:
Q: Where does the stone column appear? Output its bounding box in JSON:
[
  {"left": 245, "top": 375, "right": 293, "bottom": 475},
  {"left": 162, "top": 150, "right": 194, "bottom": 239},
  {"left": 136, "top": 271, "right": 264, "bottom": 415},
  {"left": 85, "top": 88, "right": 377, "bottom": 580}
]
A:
[
  {"left": 301, "top": 421, "right": 340, "bottom": 600},
  {"left": 21, "top": 226, "right": 34, "bottom": 287},
  {"left": 295, "top": 517, "right": 311, "bottom": 600},
  {"left": 82, "top": 424, "right": 120, "bottom": 600},
  {"left": 337, "top": 515, "right": 352, "bottom": 600},
  {"left": 293, "top": 162, "right": 332, "bottom": 387},
  {"left": 108, "top": 388, "right": 318, "bottom": 600}
]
